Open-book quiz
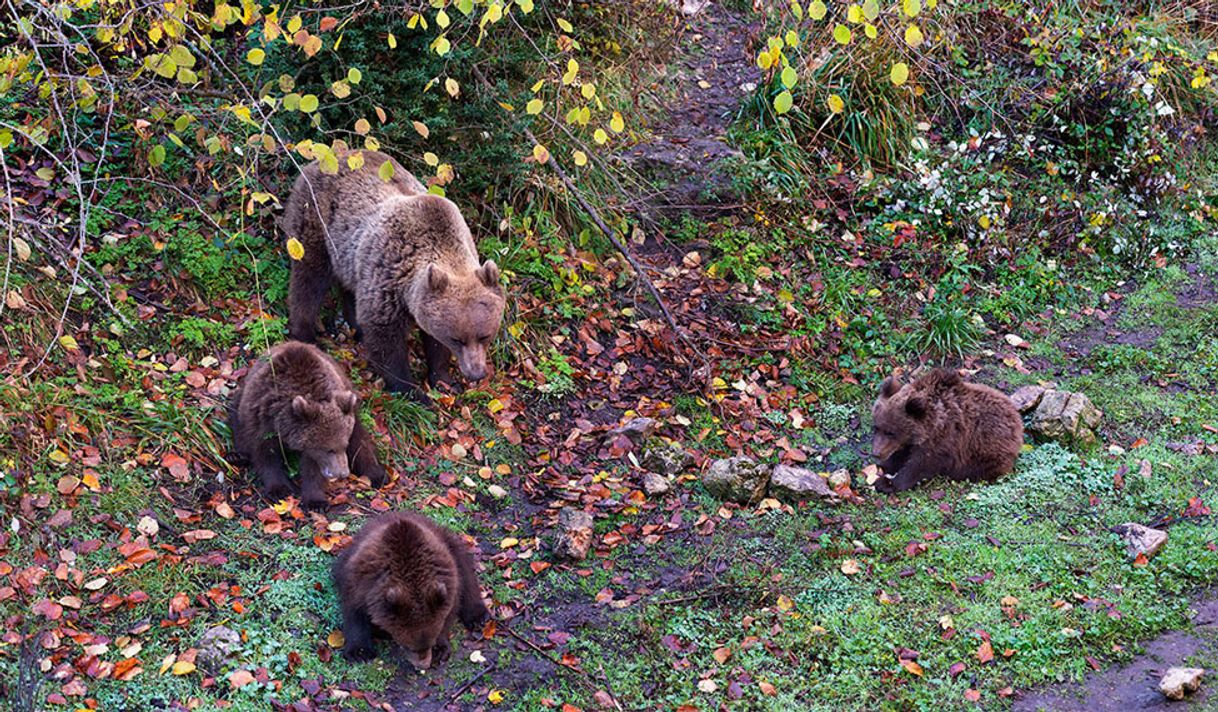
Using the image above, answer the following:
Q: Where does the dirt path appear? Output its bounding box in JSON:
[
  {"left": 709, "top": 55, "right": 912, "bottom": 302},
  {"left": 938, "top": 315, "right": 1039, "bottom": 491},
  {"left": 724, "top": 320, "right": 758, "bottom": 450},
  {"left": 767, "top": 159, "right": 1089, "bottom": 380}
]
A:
[
  {"left": 624, "top": 1, "right": 759, "bottom": 214},
  {"left": 1014, "top": 596, "right": 1218, "bottom": 712}
]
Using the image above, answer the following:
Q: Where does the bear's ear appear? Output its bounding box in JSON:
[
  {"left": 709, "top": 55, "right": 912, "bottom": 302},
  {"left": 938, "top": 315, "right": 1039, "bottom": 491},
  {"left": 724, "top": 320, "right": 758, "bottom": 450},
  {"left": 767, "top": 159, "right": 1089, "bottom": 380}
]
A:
[
  {"left": 427, "top": 264, "right": 450, "bottom": 293},
  {"left": 425, "top": 581, "right": 448, "bottom": 611},
  {"left": 879, "top": 375, "right": 901, "bottom": 399},
  {"left": 904, "top": 396, "right": 928, "bottom": 419},
  {"left": 477, "top": 260, "right": 500, "bottom": 288},
  {"left": 291, "top": 395, "right": 318, "bottom": 419},
  {"left": 337, "top": 391, "right": 358, "bottom": 414},
  {"left": 932, "top": 368, "right": 962, "bottom": 388}
]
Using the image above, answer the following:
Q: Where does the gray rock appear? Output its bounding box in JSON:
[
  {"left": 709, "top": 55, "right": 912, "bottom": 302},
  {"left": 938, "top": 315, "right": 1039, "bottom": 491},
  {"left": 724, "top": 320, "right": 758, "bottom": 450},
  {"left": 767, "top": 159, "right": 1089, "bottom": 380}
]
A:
[
  {"left": 1028, "top": 389, "right": 1102, "bottom": 447},
  {"left": 196, "top": 625, "right": 241, "bottom": 673},
  {"left": 641, "top": 472, "right": 671, "bottom": 496},
  {"left": 702, "top": 457, "right": 769, "bottom": 504},
  {"left": 1160, "top": 667, "right": 1204, "bottom": 700},
  {"left": 553, "top": 508, "right": 595, "bottom": 561},
  {"left": 607, "top": 417, "right": 657, "bottom": 446},
  {"left": 1009, "top": 385, "right": 1047, "bottom": 414},
  {"left": 1111, "top": 522, "right": 1168, "bottom": 560},
  {"left": 769, "top": 465, "right": 839, "bottom": 503},
  {"left": 643, "top": 441, "right": 693, "bottom": 476}
]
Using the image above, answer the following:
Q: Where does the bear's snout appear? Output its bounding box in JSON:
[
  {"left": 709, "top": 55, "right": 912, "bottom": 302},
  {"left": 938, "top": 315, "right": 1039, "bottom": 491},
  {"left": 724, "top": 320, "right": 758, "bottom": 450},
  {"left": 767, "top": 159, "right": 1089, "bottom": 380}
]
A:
[
  {"left": 406, "top": 649, "right": 432, "bottom": 670},
  {"left": 456, "top": 348, "right": 490, "bottom": 382},
  {"left": 315, "top": 452, "right": 351, "bottom": 480}
]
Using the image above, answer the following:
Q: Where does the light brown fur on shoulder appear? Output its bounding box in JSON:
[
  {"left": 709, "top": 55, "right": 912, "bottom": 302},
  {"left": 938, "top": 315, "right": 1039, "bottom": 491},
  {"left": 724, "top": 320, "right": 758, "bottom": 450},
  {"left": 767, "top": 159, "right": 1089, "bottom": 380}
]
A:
[
  {"left": 332, "top": 512, "right": 489, "bottom": 668},
  {"left": 281, "top": 152, "right": 505, "bottom": 398},
  {"left": 228, "top": 341, "right": 386, "bottom": 509},
  {"left": 871, "top": 368, "right": 1023, "bottom": 493}
]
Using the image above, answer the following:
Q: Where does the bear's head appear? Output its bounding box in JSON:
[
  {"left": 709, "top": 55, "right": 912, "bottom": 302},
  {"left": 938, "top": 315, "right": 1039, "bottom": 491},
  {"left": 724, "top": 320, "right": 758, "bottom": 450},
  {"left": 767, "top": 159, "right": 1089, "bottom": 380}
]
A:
[
  {"left": 369, "top": 578, "right": 453, "bottom": 670},
  {"left": 284, "top": 392, "right": 358, "bottom": 479},
  {"left": 871, "top": 375, "right": 929, "bottom": 469},
  {"left": 414, "top": 261, "right": 505, "bottom": 382}
]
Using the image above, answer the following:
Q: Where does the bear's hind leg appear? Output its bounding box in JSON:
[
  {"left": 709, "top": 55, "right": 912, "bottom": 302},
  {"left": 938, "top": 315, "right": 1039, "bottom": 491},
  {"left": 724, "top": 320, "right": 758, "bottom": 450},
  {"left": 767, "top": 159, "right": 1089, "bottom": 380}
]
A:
[
  {"left": 348, "top": 420, "right": 387, "bottom": 487},
  {"left": 340, "top": 288, "right": 362, "bottom": 340},
  {"left": 422, "top": 332, "right": 455, "bottom": 388},
  {"left": 288, "top": 259, "right": 334, "bottom": 343}
]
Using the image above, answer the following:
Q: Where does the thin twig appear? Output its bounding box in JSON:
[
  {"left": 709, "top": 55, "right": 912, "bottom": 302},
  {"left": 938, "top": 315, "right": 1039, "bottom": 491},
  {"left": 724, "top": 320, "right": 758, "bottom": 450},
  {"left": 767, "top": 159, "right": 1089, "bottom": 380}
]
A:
[
  {"left": 447, "top": 663, "right": 495, "bottom": 704},
  {"left": 502, "top": 625, "right": 597, "bottom": 689}
]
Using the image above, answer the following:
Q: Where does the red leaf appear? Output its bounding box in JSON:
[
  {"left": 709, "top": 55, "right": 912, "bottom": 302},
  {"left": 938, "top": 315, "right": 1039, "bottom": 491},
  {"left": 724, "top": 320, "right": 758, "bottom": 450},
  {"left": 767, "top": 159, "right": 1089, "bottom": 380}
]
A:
[{"left": 32, "top": 599, "right": 63, "bottom": 620}]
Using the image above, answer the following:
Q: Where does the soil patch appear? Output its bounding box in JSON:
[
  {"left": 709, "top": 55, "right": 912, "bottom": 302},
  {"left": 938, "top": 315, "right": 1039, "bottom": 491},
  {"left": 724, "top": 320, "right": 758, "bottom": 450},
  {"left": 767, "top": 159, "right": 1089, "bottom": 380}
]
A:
[{"left": 1013, "top": 596, "right": 1218, "bottom": 712}]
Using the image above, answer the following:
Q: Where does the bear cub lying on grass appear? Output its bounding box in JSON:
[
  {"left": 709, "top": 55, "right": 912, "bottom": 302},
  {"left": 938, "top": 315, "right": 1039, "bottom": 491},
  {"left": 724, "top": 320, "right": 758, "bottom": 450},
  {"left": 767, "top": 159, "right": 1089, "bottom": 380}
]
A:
[
  {"left": 229, "top": 341, "right": 386, "bottom": 509},
  {"left": 333, "top": 512, "right": 488, "bottom": 669},
  {"left": 871, "top": 368, "right": 1023, "bottom": 493},
  {"left": 281, "top": 151, "right": 505, "bottom": 398}
]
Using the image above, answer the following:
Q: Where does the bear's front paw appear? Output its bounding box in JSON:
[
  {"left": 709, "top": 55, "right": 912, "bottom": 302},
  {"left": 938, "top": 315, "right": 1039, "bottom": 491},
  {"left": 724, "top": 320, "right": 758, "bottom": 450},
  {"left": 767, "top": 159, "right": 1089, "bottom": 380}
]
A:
[
  {"left": 364, "top": 464, "right": 388, "bottom": 488},
  {"left": 430, "top": 639, "right": 451, "bottom": 666},
  {"left": 301, "top": 493, "right": 330, "bottom": 511},
  {"left": 388, "top": 382, "right": 430, "bottom": 404},
  {"left": 343, "top": 643, "right": 376, "bottom": 662},
  {"left": 260, "top": 481, "right": 292, "bottom": 502}
]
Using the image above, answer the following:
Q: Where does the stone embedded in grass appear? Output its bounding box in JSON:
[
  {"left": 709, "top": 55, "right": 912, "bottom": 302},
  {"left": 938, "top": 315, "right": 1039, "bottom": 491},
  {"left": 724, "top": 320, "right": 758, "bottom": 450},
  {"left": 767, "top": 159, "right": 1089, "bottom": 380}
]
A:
[
  {"left": 768, "top": 465, "right": 840, "bottom": 504},
  {"left": 702, "top": 456, "right": 769, "bottom": 505},
  {"left": 1111, "top": 522, "right": 1168, "bottom": 561},
  {"left": 1159, "top": 667, "right": 1204, "bottom": 700},
  {"left": 552, "top": 508, "right": 595, "bottom": 561},
  {"left": 642, "top": 440, "right": 693, "bottom": 476},
  {"left": 827, "top": 469, "right": 851, "bottom": 489},
  {"left": 1027, "top": 389, "right": 1103, "bottom": 447},
  {"left": 196, "top": 625, "right": 242, "bottom": 674},
  {"left": 641, "top": 472, "right": 671, "bottom": 496}
]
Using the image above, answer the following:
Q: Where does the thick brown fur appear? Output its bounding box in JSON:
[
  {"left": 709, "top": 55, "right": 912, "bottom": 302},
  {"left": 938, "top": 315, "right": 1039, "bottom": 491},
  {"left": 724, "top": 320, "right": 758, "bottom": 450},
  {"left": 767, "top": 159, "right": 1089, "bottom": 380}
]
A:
[
  {"left": 229, "top": 341, "right": 386, "bottom": 509},
  {"left": 871, "top": 368, "right": 1023, "bottom": 493},
  {"left": 332, "top": 512, "right": 489, "bottom": 668},
  {"left": 281, "top": 151, "right": 505, "bottom": 398}
]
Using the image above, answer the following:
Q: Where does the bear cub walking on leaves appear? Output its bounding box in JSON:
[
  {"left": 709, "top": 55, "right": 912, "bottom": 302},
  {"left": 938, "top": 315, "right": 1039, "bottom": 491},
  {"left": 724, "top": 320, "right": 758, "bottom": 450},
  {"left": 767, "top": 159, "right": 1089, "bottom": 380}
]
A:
[
  {"left": 333, "top": 512, "right": 488, "bottom": 669},
  {"left": 871, "top": 369, "right": 1023, "bottom": 493},
  {"left": 229, "top": 341, "right": 386, "bottom": 509},
  {"left": 281, "top": 151, "right": 505, "bottom": 398}
]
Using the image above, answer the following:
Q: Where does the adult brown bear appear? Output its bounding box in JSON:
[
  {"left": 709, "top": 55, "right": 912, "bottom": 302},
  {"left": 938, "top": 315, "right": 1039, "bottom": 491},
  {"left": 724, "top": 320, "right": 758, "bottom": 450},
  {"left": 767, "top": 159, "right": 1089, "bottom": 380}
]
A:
[
  {"left": 280, "top": 151, "right": 505, "bottom": 398},
  {"left": 332, "top": 512, "right": 488, "bottom": 668},
  {"left": 871, "top": 369, "right": 1023, "bottom": 493},
  {"left": 229, "top": 341, "right": 386, "bottom": 509}
]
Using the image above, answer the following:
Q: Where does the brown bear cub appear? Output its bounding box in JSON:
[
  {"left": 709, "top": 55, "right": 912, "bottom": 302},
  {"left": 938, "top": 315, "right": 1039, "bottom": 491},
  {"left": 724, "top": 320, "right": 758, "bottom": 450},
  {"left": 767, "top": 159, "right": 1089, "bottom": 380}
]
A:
[
  {"left": 332, "top": 512, "right": 488, "bottom": 669},
  {"left": 280, "top": 151, "right": 505, "bottom": 398},
  {"left": 229, "top": 341, "right": 386, "bottom": 509},
  {"left": 871, "top": 368, "right": 1023, "bottom": 493}
]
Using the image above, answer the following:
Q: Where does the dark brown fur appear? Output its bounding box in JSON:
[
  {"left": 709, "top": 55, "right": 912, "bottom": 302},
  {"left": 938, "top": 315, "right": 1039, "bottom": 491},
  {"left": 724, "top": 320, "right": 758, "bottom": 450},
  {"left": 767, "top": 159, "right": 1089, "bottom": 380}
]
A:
[
  {"left": 871, "top": 369, "right": 1023, "bottom": 493},
  {"left": 332, "top": 512, "right": 488, "bottom": 668},
  {"left": 280, "top": 151, "right": 505, "bottom": 398},
  {"left": 229, "top": 341, "right": 386, "bottom": 509}
]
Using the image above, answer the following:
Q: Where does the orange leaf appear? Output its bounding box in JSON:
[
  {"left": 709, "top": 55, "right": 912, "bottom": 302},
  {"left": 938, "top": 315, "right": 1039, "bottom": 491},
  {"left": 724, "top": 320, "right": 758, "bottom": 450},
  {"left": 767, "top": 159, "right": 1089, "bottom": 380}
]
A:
[
  {"left": 901, "top": 660, "right": 924, "bottom": 676},
  {"left": 977, "top": 641, "right": 994, "bottom": 663},
  {"left": 759, "top": 681, "right": 777, "bottom": 696}
]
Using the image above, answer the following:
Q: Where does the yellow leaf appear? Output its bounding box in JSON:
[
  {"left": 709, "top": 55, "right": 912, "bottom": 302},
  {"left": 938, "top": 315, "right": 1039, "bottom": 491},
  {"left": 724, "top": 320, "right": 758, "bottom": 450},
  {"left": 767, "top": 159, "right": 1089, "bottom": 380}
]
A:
[
  {"left": 890, "top": 62, "right": 910, "bottom": 86},
  {"left": 299, "top": 94, "right": 319, "bottom": 113},
  {"left": 841, "top": 558, "right": 861, "bottom": 575},
  {"left": 573, "top": 150, "right": 588, "bottom": 167},
  {"left": 847, "top": 5, "right": 862, "bottom": 23},
  {"left": 488, "top": 689, "right": 505, "bottom": 704},
  {"left": 246, "top": 48, "right": 265, "bottom": 65},
  {"left": 326, "top": 630, "right": 345, "bottom": 647},
  {"left": 354, "top": 118, "right": 371, "bottom": 135},
  {"left": 286, "top": 238, "right": 305, "bottom": 260},
  {"left": 776, "top": 594, "right": 794, "bottom": 611},
  {"left": 445, "top": 77, "right": 460, "bottom": 97},
  {"left": 526, "top": 98, "right": 543, "bottom": 115},
  {"left": 979, "top": 215, "right": 991, "bottom": 229},
  {"left": 347, "top": 152, "right": 365, "bottom": 170},
  {"left": 903, "top": 0, "right": 921, "bottom": 16},
  {"left": 593, "top": 128, "right": 608, "bottom": 144},
  {"left": 378, "top": 159, "right": 395, "bottom": 182},
  {"left": 424, "top": 151, "right": 439, "bottom": 166},
  {"left": 809, "top": 0, "right": 827, "bottom": 20},
  {"left": 827, "top": 94, "right": 845, "bottom": 114},
  {"left": 833, "top": 24, "right": 851, "bottom": 45},
  {"left": 59, "top": 335, "right": 79, "bottom": 351},
  {"left": 500, "top": 537, "right": 519, "bottom": 548},
  {"left": 171, "top": 661, "right": 196, "bottom": 676},
  {"left": 532, "top": 144, "right": 550, "bottom": 163},
  {"left": 581, "top": 83, "right": 596, "bottom": 99},
  {"left": 387, "top": 32, "right": 397, "bottom": 48},
  {"left": 905, "top": 24, "right": 924, "bottom": 47},
  {"left": 609, "top": 111, "right": 624, "bottom": 133},
  {"left": 862, "top": 0, "right": 879, "bottom": 20},
  {"left": 773, "top": 90, "right": 793, "bottom": 114}
]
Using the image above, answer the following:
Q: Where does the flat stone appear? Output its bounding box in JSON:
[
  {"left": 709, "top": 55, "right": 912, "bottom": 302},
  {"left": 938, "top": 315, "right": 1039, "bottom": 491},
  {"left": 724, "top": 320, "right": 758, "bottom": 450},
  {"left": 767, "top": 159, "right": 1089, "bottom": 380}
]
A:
[
  {"left": 607, "top": 417, "right": 657, "bottom": 446},
  {"left": 196, "top": 625, "right": 242, "bottom": 674},
  {"left": 827, "top": 469, "right": 851, "bottom": 489},
  {"left": 702, "top": 456, "right": 769, "bottom": 505},
  {"left": 643, "top": 442, "right": 693, "bottom": 476},
  {"left": 1111, "top": 522, "right": 1168, "bottom": 560},
  {"left": 553, "top": 508, "right": 595, "bottom": 561},
  {"left": 769, "top": 465, "right": 839, "bottom": 504},
  {"left": 641, "top": 472, "right": 671, "bottom": 496},
  {"left": 1160, "top": 667, "right": 1204, "bottom": 700},
  {"left": 1009, "top": 385, "right": 1047, "bottom": 414}
]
